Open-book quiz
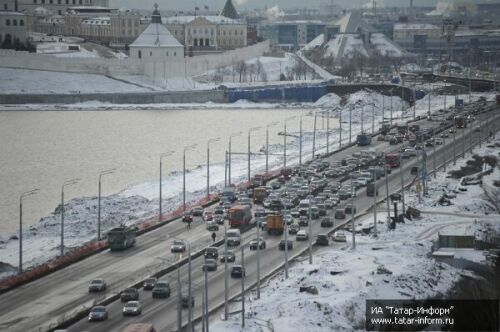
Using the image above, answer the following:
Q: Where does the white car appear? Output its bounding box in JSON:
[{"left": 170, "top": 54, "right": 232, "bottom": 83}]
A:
[
  {"left": 333, "top": 231, "right": 347, "bottom": 242},
  {"left": 404, "top": 148, "right": 417, "bottom": 157},
  {"left": 296, "top": 230, "right": 308, "bottom": 241}
]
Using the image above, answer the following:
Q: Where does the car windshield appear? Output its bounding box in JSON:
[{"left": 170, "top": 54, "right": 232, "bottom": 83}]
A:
[
  {"left": 125, "top": 302, "right": 138, "bottom": 308},
  {"left": 156, "top": 282, "right": 168, "bottom": 288},
  {"left": 173, "top": 240, "right": 184, "bottom": 245},
  {"left": 92, "top": 307, "right": 106, "bottom": 312},
  {"left": 124, "top": 289, "right": 136, "bottom": 294},
  {"left": 91, "top": 279, "right": 103, "bottom": 284}
]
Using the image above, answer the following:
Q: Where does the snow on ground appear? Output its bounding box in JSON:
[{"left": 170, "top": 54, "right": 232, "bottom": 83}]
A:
[
  {"left": 1, "top": 90, "right": 495, "bottom": 282},
  {"left": 210, "top": 130, "right": 499, "bottom": 332},
  {"left": 370, "top": 33, "right": 404, "bottom": 57},
  {"left": 301, "top": 33, "right": 324, "bottom": 51},
  {"left": 37, "top": 42, "right": 100, "bottom": 58},
  {"left": 197, "top": 53, "right": 314, "bottom": 85},
  {"left": 0, "top": 68, "right": 152, "bottom": 94}
]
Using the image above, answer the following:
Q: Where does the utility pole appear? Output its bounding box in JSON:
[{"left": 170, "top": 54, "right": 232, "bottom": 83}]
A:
[
  {"left": 308, "top": 198, "right": 312, "bottom": 264},
  {"left": 19, "top": 189, "right": 39, "bottom": 274},
  {"left": 372, "top": 169, "right": 377, "bottom": 237},
  {"left": 372, "top": 95, "right": 375, "bottom": 135},
  {"left": 299, "top": 117, "right": 303, "bottom": 166},
  {"left": 390, "top": 89, "right": 393, "bottom": 126},
  {"left": 224, "top": 151, "right": 228, "bottom": 188},
  {"left": 443, "top": 136, "right": 447, "bottom": 172},
  {"left": 61, "top": 178, "right": 79, "bottom": 257},
  {"left": 384, "top": 161, "right": 390, "bottom": 228},
  {"left": 312, "top": 113, "right": 317, "bottom": 159},
  {"left": 284, "top": 202, "right": 289, "bottom": 278},
  {"left": 399, "top": 154, "right": 405, "bottom": 215},
  {"left": 350, "top": 177, "right": 356, "bottom": 249},
  {"left": 204, "top": 255, "right": 209, "bottom": 332},
  {"left": 177, "top": 265, "right": 182, "bottom": 332},
  {"left": 241, "top": 246, "right": 245, "bottom": 328},
  {"left": 224, "top": 224, "right": 229, "bottom": 320},
  {"left": 339, "top": 107, "right": 342, "bottom": 148},
  {"left": 207, "top": 138, "right": 220, "bottom": 199},
  {"left": 326, "top": 113, "right": 330, "bottom": 154},
  {"left": 188, "top": 243, "right": 193, "bottom": 332},
  {"left": 256, "top": 215, "right": 261, "bottom": 299},
  {"left": 349, "top": 104, "right": 352, "bottom": 144},
  {"left": 361, "top": 103, "right": 364, "bottom": 133}
]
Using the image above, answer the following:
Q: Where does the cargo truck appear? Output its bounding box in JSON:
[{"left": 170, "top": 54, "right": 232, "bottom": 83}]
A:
[
  {"left": 266, "top": 214, "right": 284, "bottom": 235},
  {"left": 107, "top": 226, "right": 136, "bottom": 251},
  {"left": 455, "top": 116, "right": 467, "bottom": 129},
  {"left": 228, "top": 205, "right": 253, "bottom": 229},
  {"left": 366, "top": 182, "right": 378, "bottom": 197},
  {"left": 385, "top": 153, "right": 401, "bottom": 168},
  {"left": 253, "top": 187, "right": 268, "bottom": 204}
]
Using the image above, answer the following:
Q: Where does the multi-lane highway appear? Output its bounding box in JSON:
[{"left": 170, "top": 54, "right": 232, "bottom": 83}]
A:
[{"left": 1, "top": 102, "right": 498, "bottom": 332}]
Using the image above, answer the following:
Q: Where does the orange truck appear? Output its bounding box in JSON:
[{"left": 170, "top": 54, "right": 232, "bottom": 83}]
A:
[{"left": 266, "top": 214, "right": 284, "bottom": 235}]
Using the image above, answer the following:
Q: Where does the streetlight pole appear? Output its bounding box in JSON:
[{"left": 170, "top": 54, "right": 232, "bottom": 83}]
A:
[
  {"left": 266, "top": 122, "right": 278, "bottom": 174},
  {"left": 241, "top": 246, "right": 245, "bottom": 328},
  {"left": 339, "top": 107, "right": 342, "bottom": 148},
  {"left": 361, "top": 103, "right": 364, "bottom": 133},
  {"left": 177, "top": 264, "right": 182, "bottom": 332},
  {"left": 183, "top": 144, "right": 197, "bottom": 212},
  {"left": 284, "top": 201, "right": 289, "bottom": 278},
  {"left": 207, "top": 138, "right": 220, "bottom": 199},
  {"left": 228, "top": 132, "right": 241, "bottom": 186},
  {"left": 299, "top": 116, "right": 303, "bottom": 166},
  {"left": 327, "top": 112, "right": 330, "bottom": 154},
  {"left": 390, "top": 89, "right": 393, "bottom": 126},
  {"left": 19, "top": 189, "right": 39, "bottom": 274},
  {"left": 256, "top": 213, "right": 261, "bottom": 299},
  {"left": 188, "top": 242, "right": 193, "bottom": 332},
  {"left": 204, "top": 255, "right": 209, "bottom": 332},
  {"left": 224, "top": 223, "right": 229, "bottom": 320},
  {"left": 349, "top": 104, "right": 352, "bottom": 144},
  {"left": 248, "top": 127, "right": 261, "bottom": 183},
  {"left": 283, "top": 117, "right": 296, "bottom": 169},
  {"left": 61, "top": 178, "right": 79, "bottom": 257},
  {"left": 98, "top": 168, "right": 116, "bottom": 240},
  {"left": 384, "top": 159, "right": 390, "bottom": 228},
  {"left": 372, "top": 95, "right": 375, "bottom": 135},
  {"left": 428, "top": 82, "right": 432, "bottom": 118},
  {"left": 399, "top": 154, "right": 405, "bottom": 215},
  {"left": 372, "top": 169, "right": 377, "bottom": 237},
  {"left": 312, "top": 113, "right": 317, "bottom": 159},
  {"left": 350, "top": 177, "right": 356, "bottom": 249}
]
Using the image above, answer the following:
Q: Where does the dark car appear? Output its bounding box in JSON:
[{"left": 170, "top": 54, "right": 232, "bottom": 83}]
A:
[
  {"left": 171, "top": 239, "right": 186, "bottom": 253},
  {"left": 88, "top": 306, "right": 108, "bottom": 321},
  {"left": 214, "top": 215, "right": 225, "bottom": 225},
  {"left": 121, "top": 288, "right": 139, "bottom": 302},
  {"left": 320, "top": 218, "right": 333, "bottom": 228},
  {"left": 220, "top": 250, "right": 235, "bottom": 263},
  {"left": 88, "top": 278, "right": 106, "bottom": 293},
  {"left": 181, "top": 294, "right": 195, "bottom": 309},
  {"left": 182, "top": 213, "right": 193, "bottom": 223},
  {"left": 410, "top": 166, "right": 419, "bottom": 175},
  {"left": 298, "top": 215, "right": 308, "bottom": 226},
  {"left": 334, "top": 209, "right": 346, "bottom": 219},
  {"left": 152, "top": 281, "right": 171, "bottom": 298},
  {"left": 249, "top": 238, "right": 266, "bottom": 250},
  {"left": 231, "top": 265, "right": 245, "bottom": 278},
  {"left": 345, "top": 206, "right": 357, "bottom": 214},
  {"left": 205, "top": 246, "right": 219, "bottom": 259},
  {"left": 143, "top": 277, "right": 157, "bottom": 291},
  {"left": 315, "top": 235, "right": 329, "bottom": 246},
  {"left": 202, "top": 258, "right": 218, "bottom": 272},
  {"left": 278, "top": 240, "right": 293, "bottom": 250},
  {"left": 191, "top": 207, "right": 204, "bottom": 216}
]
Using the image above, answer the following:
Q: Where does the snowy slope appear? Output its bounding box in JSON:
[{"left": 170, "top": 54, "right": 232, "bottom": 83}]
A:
[{"left": 301, "top": 33, "right": 324, "bottom": 51}]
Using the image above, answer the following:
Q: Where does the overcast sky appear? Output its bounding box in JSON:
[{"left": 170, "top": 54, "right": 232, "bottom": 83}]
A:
[{"left": 109, "top": 0, "right": 440, "bottom": 11}]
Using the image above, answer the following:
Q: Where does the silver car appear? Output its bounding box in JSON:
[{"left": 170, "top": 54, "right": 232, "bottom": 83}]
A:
[
  {"left": 122, "top": 301, "right": 142, "bottom": 316},
  {"left": 88, "top": 306, "right": 108, "bottom": 321},
  {"left": 171, "top": 239, "right": 186, "bottom": 253}
]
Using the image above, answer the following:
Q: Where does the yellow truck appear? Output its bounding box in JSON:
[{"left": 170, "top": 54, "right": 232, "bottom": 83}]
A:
[{"left": 266, "top": 214, "right": 284, "bottom": 235}]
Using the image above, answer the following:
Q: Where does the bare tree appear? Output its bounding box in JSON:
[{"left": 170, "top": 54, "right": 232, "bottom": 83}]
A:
[{"left": 237, "top": 61, "right": 247, "bottom": 83}]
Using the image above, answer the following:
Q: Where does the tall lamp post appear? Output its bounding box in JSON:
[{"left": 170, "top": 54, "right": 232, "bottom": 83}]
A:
[
  {"left": 19, "top": 189, "right": 39, "bottom": 274},
  {"left": 228, "top": 132, "right": 242, "bottom": 186},
  {"left": 160, "top": 153, "right": 174, "bottom": 222},
  {"left": 248, "top": 127, "right": 261, "bottom": 183},
  {"left": 61, "top": 178, "right": 80, "bottom": 257},
  {"left": 283, "top": 116, "right": 296, "bottom": 169},
  {"left": 183, "top": 144, "right": 197, "bottom": 212},
  {"left": 207, "top": 138, "right": 220, "bottom": 199},
  {"left": 266, "top": 122, "right": 279, "bottom": 174},
  {"left": 98, "top": 168, "right": 116, "bottom": 240}
]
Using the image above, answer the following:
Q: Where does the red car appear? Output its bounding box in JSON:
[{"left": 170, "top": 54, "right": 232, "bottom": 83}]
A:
[
  {"left": 203, "top": 211, "right": 214, "bottom": 222},
  {"left": 182, "top": 214, "right": 193, "bottom": 223}
]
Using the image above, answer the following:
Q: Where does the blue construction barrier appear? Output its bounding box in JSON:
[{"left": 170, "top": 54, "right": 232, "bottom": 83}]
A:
[{"left": 227, "top": 84, "right": 328, "bottom": 103}]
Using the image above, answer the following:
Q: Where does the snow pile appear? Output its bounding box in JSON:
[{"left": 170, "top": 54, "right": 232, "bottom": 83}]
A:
[
  {"left": 313, "top": 93, "right": 341, "bottom": 108},
  {"left": 37, "top": 43, "right": 99, "bottom": 58},
  {"left": 211, "top": 213, "right": 466, "bottom": 332}
]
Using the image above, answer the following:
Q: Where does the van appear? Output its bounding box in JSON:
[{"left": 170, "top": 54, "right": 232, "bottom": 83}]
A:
[
  {"left": 298, "top": 199, "right": 310, "bottom": 216},
  {"left": 225, "top": 229, "right": 241, "bottom": 246},
  {"left": 122, "top": 323, "right": 156, "bottom": 332}
]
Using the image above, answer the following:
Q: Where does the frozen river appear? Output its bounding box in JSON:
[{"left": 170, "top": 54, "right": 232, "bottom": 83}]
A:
[{"left": 0, "top": 107, "right": 327, "bottom": 236}]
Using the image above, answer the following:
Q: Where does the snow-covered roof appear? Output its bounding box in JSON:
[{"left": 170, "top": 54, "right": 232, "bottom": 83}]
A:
[
  {"left": 0, "top": 11, "right": 26, "bottom": 16},
  {"left": 130, "top": 23, "right": 182, "bottom": 48},
  {"left": 370, "top": 33, "right": 404, "bottom": 57},
  {"left": 394, "top": 23, "right": 439, "bottom": 31},
  {"left": 163, "top": 15, "right": 243, "bottom": 25},
  {"left": 301, "top": 33, "right": 324, "bottom": 51}
]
